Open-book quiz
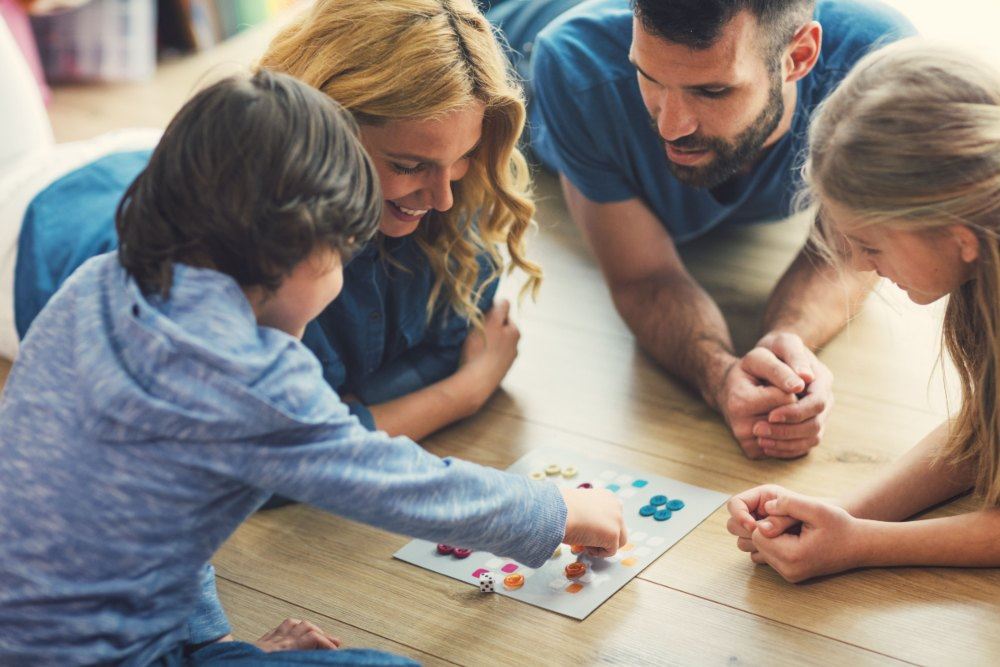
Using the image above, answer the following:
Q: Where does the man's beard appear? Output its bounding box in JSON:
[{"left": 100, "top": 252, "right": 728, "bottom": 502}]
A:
[{"left": 655, "top": 75, "right": 785, "bottom": 189}]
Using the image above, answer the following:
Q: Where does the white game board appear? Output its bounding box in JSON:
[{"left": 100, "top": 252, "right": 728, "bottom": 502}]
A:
[{"left": 394, "top": 448, "right": 728, "bottom": 620}]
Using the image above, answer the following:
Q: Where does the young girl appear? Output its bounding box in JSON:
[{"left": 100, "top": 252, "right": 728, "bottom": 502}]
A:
[
  {"left": 1, "top": 0, "right": 539, "bottom": 443},
  {"left": 0, "top": 70, "right": 626, "bottom": 665},
  {"left": 726, "top": 39, "right": 1000, "bottom": 582}
]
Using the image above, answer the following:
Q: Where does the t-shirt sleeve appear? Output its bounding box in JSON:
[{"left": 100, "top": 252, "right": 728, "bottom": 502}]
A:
[
  {"left": 223, "top": 406, "right": 566, "bottom": 568},
  {"left": 530, "top": 32, "right": 635, "bottom": 204}
]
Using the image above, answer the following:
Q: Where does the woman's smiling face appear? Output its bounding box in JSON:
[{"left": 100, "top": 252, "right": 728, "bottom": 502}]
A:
[{"left": 359, "top": 103, "right": 485, "bottom": 238}]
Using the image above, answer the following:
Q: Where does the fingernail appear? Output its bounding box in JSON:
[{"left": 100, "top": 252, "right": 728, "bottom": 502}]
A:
[
  {"left": 785, "top": 379, "right": 802, "bottom": 391},
  {"left": 764, "top": 499, "right": 776, "bottom": 512},
  {"left": 756, "top": 425, "right": 771, "bottom": 437},
  {"left": 743, "top": 521, "right": 755, "bottom": 532},
  {"left": 759, "top": 520, "right": 773, "bottom": 531},
  {"left": 770, "top": 414, "right": 785, "bottom": 423}
]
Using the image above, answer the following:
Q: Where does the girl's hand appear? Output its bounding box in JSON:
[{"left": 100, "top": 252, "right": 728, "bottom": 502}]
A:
[
  {"left": 458, "top": 300, "right": 520, "bottom": 411},
  {"left": 749, "top": 493, "right": 869, "bottom": 583},
  {"left": 560, "top": 487, "right": 628, "bottom": 558},
  {"left": 726, "top": 484, "right": 803, "bottom": 554}
]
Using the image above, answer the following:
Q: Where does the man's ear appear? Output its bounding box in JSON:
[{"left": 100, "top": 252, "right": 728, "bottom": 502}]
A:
[{"left": 783, "top": 21, "right": 822, "bottom": 84}]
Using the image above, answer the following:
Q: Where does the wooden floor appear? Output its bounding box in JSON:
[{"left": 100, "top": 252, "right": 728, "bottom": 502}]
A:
[{"left": 24, "top": 9, "right": 1000, "bottom": 666}]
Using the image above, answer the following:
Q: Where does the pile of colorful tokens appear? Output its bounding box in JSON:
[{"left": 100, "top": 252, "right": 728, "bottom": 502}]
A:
[{"left": 637, "top": 494, "right": 685, "bottom": 521}]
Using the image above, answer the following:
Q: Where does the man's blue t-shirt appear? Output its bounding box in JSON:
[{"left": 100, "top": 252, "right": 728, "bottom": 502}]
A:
[{"left": 529, "top": 0, "right": 915, "bottom": 243}]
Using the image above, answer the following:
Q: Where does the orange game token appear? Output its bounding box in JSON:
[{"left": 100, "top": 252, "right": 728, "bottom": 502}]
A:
[
  {"left": 503, "top": 573, "right": 525, "bottom": 590},
  {"left": 565, "top": 582, "right": 584, "bottom": 594},
  {"left": 570, "top": 544, "right": 585, "bottom": 555},
  {"left": 564, "top": 562, "right": 587, "bottom": 579}
]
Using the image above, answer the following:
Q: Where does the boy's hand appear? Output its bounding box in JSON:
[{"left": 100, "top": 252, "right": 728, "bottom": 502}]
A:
[
  {"left": 458, "top": 300, "right": 520, "bottom": 412},
  {"left": 255, "top": 618, "right": 341, "bottom": 651},
  {"left": 749, "top": 493, "right": 867, "bottom": 583},
  {"left": 560, "top": 487, "right": 628, "bottom": 558}
]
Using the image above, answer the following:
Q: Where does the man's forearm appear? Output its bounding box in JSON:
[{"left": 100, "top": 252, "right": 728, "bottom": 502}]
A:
[
  {"left": 612, "top": 271, "right": 737, "bottom": 408},
  {"left": 763, "top": 243, "right": 876, "bottom": 349}
]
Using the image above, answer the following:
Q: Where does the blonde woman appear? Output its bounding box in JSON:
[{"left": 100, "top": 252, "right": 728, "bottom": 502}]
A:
[
  {"left": 726, "top": 39, "right": 1000, "bottom": 582},
  {"left": 4, "top": 0, "right": 540, "bottom": 442}
]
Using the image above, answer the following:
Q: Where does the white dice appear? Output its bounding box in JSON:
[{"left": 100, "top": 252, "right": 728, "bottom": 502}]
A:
[{"left": 478, "top": 572, "right": 496, "bottom": 593}]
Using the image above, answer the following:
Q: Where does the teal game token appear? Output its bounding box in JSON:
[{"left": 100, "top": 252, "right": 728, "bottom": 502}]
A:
[
  {"left": 639, "top": 505, "right": 656, "bottom": 517},
  {"left": 666, "top": 499, "right": 685, "bottom": 511},
  {"left": 649, "top": 495, "right": 668, "bottom": 506},
  {"left": 653, "top": 508, "right": 672, "bottom": 521}
]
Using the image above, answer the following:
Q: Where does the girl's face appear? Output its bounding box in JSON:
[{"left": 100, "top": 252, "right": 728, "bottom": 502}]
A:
[
  {"left": 359, "top": 103, "right": 485, "bottom": 238},
  {"left": 823, "top": 197, "right": 980, "bottom": 305}
]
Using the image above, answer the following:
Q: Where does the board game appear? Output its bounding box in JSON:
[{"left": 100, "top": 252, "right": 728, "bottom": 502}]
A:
[{"left": 394, "top": 448, "right": 728, "bottom": 620}]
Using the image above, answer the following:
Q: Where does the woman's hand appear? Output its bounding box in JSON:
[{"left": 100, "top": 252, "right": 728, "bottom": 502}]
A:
[{"left": 457, "top": 300, "right": 520, "bottom": 412}]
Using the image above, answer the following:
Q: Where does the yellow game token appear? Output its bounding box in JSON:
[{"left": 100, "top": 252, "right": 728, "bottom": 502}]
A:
[
  {"left": 561, "top": 466, "right": 578, "bottom": 478},
  {"left": 529, "top": 471, "right": 545, "bottom": 480},
  {"left": 551, "top": 546, "right": 562, "bottom": 559},
  {"left": 544, "top": 464, "right": 561, "bottom": 476}
]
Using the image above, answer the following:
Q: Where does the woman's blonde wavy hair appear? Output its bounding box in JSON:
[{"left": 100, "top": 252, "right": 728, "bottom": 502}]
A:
[
  {"left": 258, "top": 0, "right": 540, "bottom": 325},
  {"left": 803, "top": 39, "right": 1000, "bottom": 505}
]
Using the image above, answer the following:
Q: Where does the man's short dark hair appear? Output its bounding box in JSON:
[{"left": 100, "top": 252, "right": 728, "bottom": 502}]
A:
[
  {"left": 116, "top": 69, "right": 381, "bottom": 297},
  {"left": 631, "top": 0, "right": 815, "bottom": 61}
]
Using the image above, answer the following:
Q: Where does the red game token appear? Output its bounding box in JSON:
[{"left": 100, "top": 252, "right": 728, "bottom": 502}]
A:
[
  {"left": 576, "top": 482, "right": 593, "bottom": 489},
  {"left": 436, "top": 544, "right": 454, "bottom": 555},
  {"left": 453, "top": 547, "right": 473, "bottom": 559},
  {"left": 565, "top": 562, "right": 587, "bottom": 579}
]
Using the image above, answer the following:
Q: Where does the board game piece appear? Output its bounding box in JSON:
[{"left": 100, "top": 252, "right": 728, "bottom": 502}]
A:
[
  {"left": 667, "top": 499, "right": 685, "bottom": 511},
  {"left": 650, "top": 495, "right": 668, "bottom": 506},
  {"left": 529, "top": 471, "right": 545, "bottom": 480},
  {"left": 577, "top": 482, "right": 592, "bottom": 489},
  {"left": 639, "top": 505, "right": 656, "bottom": 517},
  {"left": 504, "top": 573, "right": 525, "bottom": 590},
  {"left": 561, "top": 466, "right": 578, "bottom": 478},
  {"left": 436, "top": 544, "right": 454, "bottom": 555},
  {"left": 394, "top": 447, "right": 728, "bottom": 620},
  {"left": 565, "top": 562, "right": 587, "bottom": 579},
  {"left": 479, "top": 572, "right": 496, "bottom": 593},
  {"left": 544, "top": 464, "right": 561, "bottom": 476},
  {"left": 453, "top": 548, "right": 472, "bottom": 559},
  {"left": 653, "top": 508, "right": 672, "bottom": 521}
]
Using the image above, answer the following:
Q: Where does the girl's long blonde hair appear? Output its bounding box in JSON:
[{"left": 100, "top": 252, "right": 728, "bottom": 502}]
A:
[
  {"left": 259, "top": 0, "right": 541, "bottom": 323},
  {"left": 804, "top": 39, "right": 1000, "bottom": 505}
]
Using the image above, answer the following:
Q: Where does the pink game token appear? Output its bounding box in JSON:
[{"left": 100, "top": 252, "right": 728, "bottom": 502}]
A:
[
  {"left": 436, "top": 544, "right": 454, "bottom": 555},
  {"left": 453, "top": 547, "right": 473, "bottom": 559}
]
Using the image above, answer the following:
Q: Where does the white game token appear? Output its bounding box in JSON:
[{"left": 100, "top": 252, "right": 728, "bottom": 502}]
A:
[
  {"left": 635, "top": 547, "right": 652, "bottom": 558},
  {"left": 619, "top": 487, "right": 638, "bottom": 499},
  {"left": 548, "top": 577, "right": 569, "bottom": 590},
  {"left": 647, "top": 537, "right": 665, "bottom": 547},
  {"left": 599, "top": 470, "right": 616, "bottom": 480},
  {"left": 630, "top": 531, "right": 648, "bottom": 543}
]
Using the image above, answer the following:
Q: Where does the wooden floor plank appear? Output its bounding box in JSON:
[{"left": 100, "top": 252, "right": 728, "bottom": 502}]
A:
[
  {"left": 214, "top": 508, "right": 906, "bottom": 667},
  {"left": 215, "top": 578, "right": 454, "bottom": 665}
]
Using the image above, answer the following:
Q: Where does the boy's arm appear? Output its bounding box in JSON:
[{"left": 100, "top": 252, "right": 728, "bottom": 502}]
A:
[{"left": 229, "top": 410, "right": 567, "bottom": 568}]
